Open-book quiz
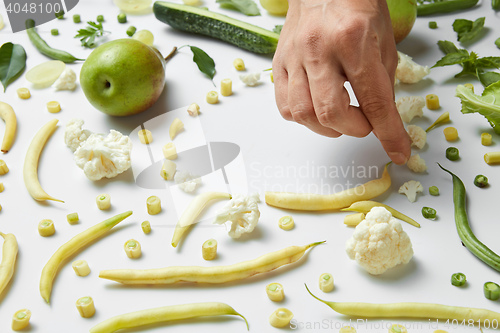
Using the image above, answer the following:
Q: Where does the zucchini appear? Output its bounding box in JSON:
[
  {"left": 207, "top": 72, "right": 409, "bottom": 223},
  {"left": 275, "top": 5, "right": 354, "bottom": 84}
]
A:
[{"left": 153, "top": 1, "right": 279, "bottom": 54}]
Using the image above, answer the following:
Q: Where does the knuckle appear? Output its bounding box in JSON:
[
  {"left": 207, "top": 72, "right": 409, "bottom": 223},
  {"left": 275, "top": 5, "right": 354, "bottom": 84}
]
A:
[
  {"left": 279, "top": 106, "right": 293, "bottom": 121},
  {"left": 316, "top": 105, "right": 337, "bottom": 128},
  {"left": 290, "top": 104, "right": 314, "bottom": 124}
]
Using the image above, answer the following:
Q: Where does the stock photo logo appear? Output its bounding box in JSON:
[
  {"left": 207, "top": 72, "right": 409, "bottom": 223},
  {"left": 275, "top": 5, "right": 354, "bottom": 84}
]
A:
[
  {"left": 4, "top": 0, "right": 79, "bottom": 33},
  {"left": 130, "top": 105, "right": 249, "bottom": 219}
]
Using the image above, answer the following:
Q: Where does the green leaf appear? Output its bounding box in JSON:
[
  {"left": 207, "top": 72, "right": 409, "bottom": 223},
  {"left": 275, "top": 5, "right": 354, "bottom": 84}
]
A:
[
  {"left": 273, "top": 25, "right": 283, "bottom": 34},
  {"left": 476, "top": 57, "right": 500, "bottom": 69},
  {"left": 0, "top": 42, "right": 27, "bottom": 92},
  {"left": 453, "top": 17, "right": 485, "bottom": 43},
  {"left": 216, "top": 0, "right": 260, "bottom": 16},
  {"left": 438, "top": 40, "right": 459, "bottom": 55},
  {"left": 456, "top": 82, "right": 500, "bottom": 134},
  {"left": 189, "top": 46, "right": 216, "bottom": 80},
  {"left": 432, "top": 49, "right": 470, "bottom": 68},
  {"left": 75, "top": 21, "right": 105, "bottom": 48},
  {"left": 478, "top": 71, "right": 500, "bottom": 87},
  {"left": 496, "top": 38, "right": 500, "bottom": 49}
]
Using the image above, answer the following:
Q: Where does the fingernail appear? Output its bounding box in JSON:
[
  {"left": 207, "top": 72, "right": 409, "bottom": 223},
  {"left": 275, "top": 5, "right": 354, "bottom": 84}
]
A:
[{"left": 388, "top": 152, "right": 408, "bottom": 165}]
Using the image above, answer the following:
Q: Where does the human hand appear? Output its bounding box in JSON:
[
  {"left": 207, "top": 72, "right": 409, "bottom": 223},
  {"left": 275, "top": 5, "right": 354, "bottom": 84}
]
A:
[{"left": 272, "top": 0, "right": 411, "bottom": 165}]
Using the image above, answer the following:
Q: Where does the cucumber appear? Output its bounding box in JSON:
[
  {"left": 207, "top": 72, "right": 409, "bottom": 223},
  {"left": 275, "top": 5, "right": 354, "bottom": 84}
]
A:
[{"left": 153, "top": 1, "right": 279, "bottom": 54}]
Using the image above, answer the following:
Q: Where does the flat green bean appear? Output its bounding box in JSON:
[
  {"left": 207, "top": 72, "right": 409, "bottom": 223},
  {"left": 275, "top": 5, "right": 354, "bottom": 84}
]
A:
[
  {"left": 417, "top": 0, "right": 479, "bottom": 16},
  {"left": 25, "top": 19, "right": 83, "bottom": 63}
]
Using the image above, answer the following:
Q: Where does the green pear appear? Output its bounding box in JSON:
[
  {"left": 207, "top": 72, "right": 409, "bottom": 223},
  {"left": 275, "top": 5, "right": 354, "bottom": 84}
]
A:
[
  {"left": 386, "top": 0, "right": 417, "bottom": 44},
  {"left": 80, "top": 39, "right": 165, "bottom": 117}
]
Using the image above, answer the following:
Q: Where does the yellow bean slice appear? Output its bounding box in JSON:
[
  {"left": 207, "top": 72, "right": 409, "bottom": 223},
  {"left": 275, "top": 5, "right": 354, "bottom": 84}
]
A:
[
  {"left": 169, "top": 118, "right": 184, "bottom": 140},
  {"left": 269, "top": 308, "right": 293, "bottom": 328},
  {"left": 141, "top": 221, "right": 151, "bottom": 234},
  {"left": 425, "top": 94, "right": 440, "bottom": 110},
  {"left": 67, "top": 212, "right": 79, "bottom": 224},
  {"left": 12, "top": 309, "right": 31, "bottom": 331},
  {"left": 485, "top": 152, "right": 500, "bottom": 165},
  {"left": 23, "top": 119, "right": 63, "bottom": 202},
  {"left": 233, "top": 58, "right": 245, "bottom": 71},
  {"left": 0, "top": 101, "right": 17, "bottom": 153},
  {"left": 124, "top": 239, "right": 142, "bottom": 259},
  {"left": 99, "top": 241, "right": 324, "bottom": 284},
  {"left": 0, "top": 182, "right": 4, "bottom": 192},
  {"left": 339, "top": 326, "right": 357, "bottom": 333},
  {"left": 162, "top": 142, "right": 177, "bottom": 160},
  {"left": 40, "top": 211, "right": 133, "bottom": 303},
  {"left": 72, "top": 260, "right": 91, "bottom": 277},
  {"left": 389, "top": 324, "right": 408, "bottom": 333},
  {"left": 202, "top": 238, "right": 217, "bottom": 260},
  {"left": 220, "top": 78, "right": 232, "bottom": 96},
  {"left": 96, "top": 194, "right": 111, "bottom": 210},
  {"left": 343, "top": 212, "right": 365, "bottom": 226},
  {"left": 265, "top": 163, "right": 391, "bottom": 211},
  {"left": 443, "top": 127, "right": 458, "bottom": 141},
  {"left": 16, "top": 87, "right": 31, "bottom": 99},
  {"left": 138, "top": 129, "right": 153, "bottom": 144},
  {"left": 147, "top": 195, "right": 161, "bottom": 215},
  {"left": 278, "top": 216, "right": 294, "bottom": 230},
  {"left": 481, "top": 133, "right": 492, "bottom": 146},
  {"left": 46, "top": 101, "right": 61, "bottom": 113},
  {"left": 206, "top": 91, "right": 219, "bottom": 104},
  {"left": 0, "top": 159, "right": 8, "bottom": 174},
  {"left": 319, "top": 273, "right": 334, "bottom": 292},
  {"left": 89, "top": 302, "right": 248, "bottom": 333},
  {"left": 266, "top": 282, "right": 284, "bottom": 301},
  {"left": 187, "top": 103, "right": 200, "bottom": 116},
  {"left": 76, "top": 296, "right": 96, "bottom": 318},
  {"left": 38, "top": 219, "right": 55, "bottom": 237}
]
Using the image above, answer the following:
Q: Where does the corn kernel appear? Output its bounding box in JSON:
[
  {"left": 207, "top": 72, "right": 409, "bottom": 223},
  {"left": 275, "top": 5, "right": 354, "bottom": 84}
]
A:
[
  {"left": 319, "top": 273, "right": 334, "bottom": 292},
  {"left": 38, "top": 219, "right": 55, "bottom": 237},
  {"left": 206, "top": 91, "right": 219, "bottom": 104},
  {"left": 0, "top": 160, "right": 9, "bottom": 175},
  {"left": 443, "top": 127, "right": 458, "bottom": 141},
  {"left": 162, "top": 142, "right": 177, "bottom": 160},
  {"left": 72, "top": 260, "right": 91, "bottom": 276},
  {"left": 425, "top": 94, "right": 440, "bottom": 110},
  {"left": 343, "top": 213, "right": 365, "bottom": 226},
  {"left": 67, "top": 212, "right": 79, "bottom": 224},
  {"left": 278, "top": 216, "right": 294, "bottom": 230},
  {"left": 76, "top": 296, "right": 95, "bottom": 318},
  {"left": 220, "top": 78, "right": 232, "bottom": 96},
  {"left": 160, "top": 160, "right": 176, "bottom": 180},
  {"left": 187, "top": 103, "right": 200, "bottom": 116},
  {"left": 233, "top": 58, "right": 245, "bottom": 71},
  {"left": 124, "top": 239, "right": 142, "bottom": 258},
  {"left": 17, "top": 87, "right": 31, "bottom": 99},
  {"left": 141, "top": 221, "right": 151, "bottom": 234},
  {"left": 12, "top": 309, "right": 31, "bottom": 331},
  {"left": 464, "top": 83, "right": 474, "bottom": 92},
  {"left": 481, "top": 132, "right": 493, "bottom": 146},
  {"left": 96, "top": 194, "right": 111, "bottom": 210},
  {"left": 47, "top": 101, "right": 61, "bottom": 113},
  {"left": 202, "top": 238, "right": 217, "bottom": 260},
  {"left": 138, "top": 129, "right": 153, "bottom": 144},
  {"left": 266, "top": 282, "right": 284, "bottom": 302},
  {"left": 147, "top": 195, "right": 161, "bottom": 215}
]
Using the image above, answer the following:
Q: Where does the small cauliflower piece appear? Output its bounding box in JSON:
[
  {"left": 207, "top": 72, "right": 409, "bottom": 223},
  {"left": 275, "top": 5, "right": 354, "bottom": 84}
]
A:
[
  {"left": 240, "top": 72, "right": 261, "bottom": 86},
  {"left": 407, "top": 154, "right": 427, "bottom": 173},
  {"left": 64, "top": 119, "right": 92, "bottom": 152},
  {"left": 396, "top": 51, "right": 430, "bottom": 84},
  {"left": 53, "top": 68, "right": 77, "bottom": 91},
  {"left": 345, "top": 206, "right": 413, "bottom": 275},
  {"left": 407, "top": 125, "right": 427, "bottom": 149},
  {"left": 213, "top": 193, "right": 260, "bottom": 238},
  {"left": 399, "top": 180, "right": 424, "bottom": 203},
  {"left": 174, "top": 170, "right": 201, "bottom": 193},
  {"left": 396, "top": 96, "right": 425, "bottom": 123},
  {"left": 74, "top": 130, "right": 132, "bottom": 181}
]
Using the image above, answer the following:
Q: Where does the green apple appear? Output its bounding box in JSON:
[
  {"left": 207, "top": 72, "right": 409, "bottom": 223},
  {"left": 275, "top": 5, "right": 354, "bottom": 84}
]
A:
[
  {"left": 386, "top": 0, "right": 417, "bottom": 44},
  {"left": 80, "top": 39, "right": 165, "bottom": 117}
]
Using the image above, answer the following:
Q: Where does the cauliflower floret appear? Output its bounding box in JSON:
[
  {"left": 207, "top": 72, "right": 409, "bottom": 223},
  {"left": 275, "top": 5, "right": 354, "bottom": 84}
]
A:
[
  {"left": 396, "top": 96, "right": 425, "bottom": 123},
  {"left": 64, "top": 119, "right": 92, "bottom": 152},
  {"left": 74, "top": 130, "right": 132, "bottom": 181},
  {"left": 174, "top": 170, "right": 201, "bottom": 193},
  {"left": 407, "top": 154, "right": 427, "bottom": 173},
  {"left": 213, "top": 193, "right": 260, "bottom": 239},
  {"left": 240, "top": 72, "right": 261, "bottom": 86},
  {"left": 53, "top": 68, "right": 77, "bottom": 91},
  {"left": 396, "top": 51, "right": 430, "bottom": 84},
  {"left": 345, "top": 206, "right": 413, "bottom": 275},
  {"left": 399, "top": 180, "right": 424, "bottom": 203},
  {"left": 407, "top": 125, "right": 427, "bottom": 149}
]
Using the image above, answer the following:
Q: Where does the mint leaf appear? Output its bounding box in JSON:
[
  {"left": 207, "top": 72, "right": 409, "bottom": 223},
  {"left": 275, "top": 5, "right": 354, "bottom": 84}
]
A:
[
  {"left": 0, "top": 42, "right": 27, "bottom": 92},
  {"left": 478, "top": 71, "right": 500, "bottom": 87},
  {"left": 216, "top": 0, "right": 260, "bottom": 16},
  {"left": 453, "top": 17, "right": 485, "bottom": 43},
  {"left": 432, "top": 49, "right": 470, "bottom": 68},
  {"left": 476, "top": 57, "right": 500, "bottom": 69},
  {"left": 438, "top": 40, "right": 459, "bottom": 55},
  {"left": 189, "top": 46, "right": 216, "bottom": 80}
]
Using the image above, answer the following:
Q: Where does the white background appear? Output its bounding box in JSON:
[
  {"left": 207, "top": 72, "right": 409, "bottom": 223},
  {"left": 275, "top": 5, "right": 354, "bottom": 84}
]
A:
[{"left": 1, "top": 0, "right": 500, "bottom": 332}]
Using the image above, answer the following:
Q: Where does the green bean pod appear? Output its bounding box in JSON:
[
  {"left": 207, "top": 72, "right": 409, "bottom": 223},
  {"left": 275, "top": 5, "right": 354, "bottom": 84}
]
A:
[
  {"left": 89, "top": 302, "right": 248, "bottom": 333},
  {"left": 439, "top": 164, "right": 500, "bottom": 272},
  {"left": 25, "top": 19, "right": 84, "bottom": 63},
  {"left": 306, "top": 284, "right": 500, "bottom": 322},
  {"left": 417, "top": 0, "right": 479, "bottom": 16}
]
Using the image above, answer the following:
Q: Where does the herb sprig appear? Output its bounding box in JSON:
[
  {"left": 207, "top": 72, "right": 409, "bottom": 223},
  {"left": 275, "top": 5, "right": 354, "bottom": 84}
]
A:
[{"left": 74, "top": 21, "right": 107, "bottom": 48}]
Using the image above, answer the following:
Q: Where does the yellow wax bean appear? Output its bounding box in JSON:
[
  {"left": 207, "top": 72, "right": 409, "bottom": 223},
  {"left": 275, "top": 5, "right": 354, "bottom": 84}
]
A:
[
  {"left": 343, "top": 212, "right": 365, "bottom": 226},
  {"left": 0, "top": 232, "right": 18, "bottom": 298},
  {"left": 0, "top": 101, "right": 17, "bottom": 153},
  {"left": 342, "top": 201, "right": 420, "bottom": 228},
  {"left": 485, "top": 152, "right": 500, "bottom": 165}
]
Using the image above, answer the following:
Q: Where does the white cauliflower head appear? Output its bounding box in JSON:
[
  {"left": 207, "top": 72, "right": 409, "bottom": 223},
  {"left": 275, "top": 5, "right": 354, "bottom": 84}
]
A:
[
  {"left": 239, "top": 72, "right": 261, "bottom": 86},
  {"left": 53, "top": 68, "right": 77, "bottom": 91},
  {"left": 399, "top": 180, "right": 424, "bottom": 203},
  {"left": 174, "top": 171, "right": 201, "bottom": 193},
  {"left": 345, "top": 206, "right": 414, "bottom": 275},
  {"left": 407, "top": 125, "right": 427, "bottom": 149},
  {"left": 213, "top": 193, "right": 260, "bottom": 239},
  {"left": 396, "top": 96, "right": 425, "bottom": 123},
  {"left": 64, "top": 119, "right": 92, "bottom": 152},
  {"left": 396, "top": 51, "right": 430, "bottom": 84},
  {"left": 407, "top": 154, "right": 427, "bottom": 173},
  {"left": 74, "top": 130, "right": 132, "bottom": 181}
]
